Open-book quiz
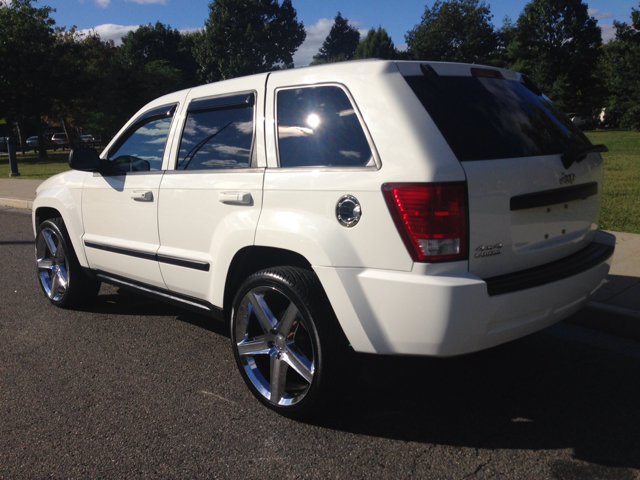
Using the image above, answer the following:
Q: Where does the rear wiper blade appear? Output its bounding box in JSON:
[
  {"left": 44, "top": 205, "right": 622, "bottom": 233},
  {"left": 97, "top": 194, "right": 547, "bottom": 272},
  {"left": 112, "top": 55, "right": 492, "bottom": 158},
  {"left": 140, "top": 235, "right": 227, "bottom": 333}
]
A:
[{"left": 561, "top": 144, "right": 608, "bottom": 169}]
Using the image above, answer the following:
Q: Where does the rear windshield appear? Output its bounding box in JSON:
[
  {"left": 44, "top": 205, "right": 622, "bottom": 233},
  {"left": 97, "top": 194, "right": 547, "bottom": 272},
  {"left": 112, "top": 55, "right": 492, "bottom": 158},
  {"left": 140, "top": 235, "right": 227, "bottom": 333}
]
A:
[{"left": 404, "top": 75, "right": 591, "bottom": 162}]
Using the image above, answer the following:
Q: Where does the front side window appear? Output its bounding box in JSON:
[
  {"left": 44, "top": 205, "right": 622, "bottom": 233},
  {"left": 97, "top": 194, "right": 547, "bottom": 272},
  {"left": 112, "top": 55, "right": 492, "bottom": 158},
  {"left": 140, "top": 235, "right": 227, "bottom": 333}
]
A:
[
  {"left": 176, "top": 101, "right": 254, "bottom": 171},
  {"left": 277, "top": 86, "right": 372, "bottom": 168},
  {"left": 108, "top": 110, "right": 174, "bottom": 172}
]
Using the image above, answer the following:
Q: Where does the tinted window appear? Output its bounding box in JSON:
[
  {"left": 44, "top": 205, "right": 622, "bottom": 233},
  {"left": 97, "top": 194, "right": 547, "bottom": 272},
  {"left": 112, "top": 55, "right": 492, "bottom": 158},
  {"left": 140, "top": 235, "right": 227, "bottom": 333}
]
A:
[
  {"left": 277, "top": 86, "right": 372, "bottom": 167},
  {"left": 108, "top": 116, "right": 173, "bottom": 171},
  {"left": 177, "top": 105, "right": 253, "bottom": 170},
  {"left": 404, "top": 75, "right": 591, "bottom": 162}
]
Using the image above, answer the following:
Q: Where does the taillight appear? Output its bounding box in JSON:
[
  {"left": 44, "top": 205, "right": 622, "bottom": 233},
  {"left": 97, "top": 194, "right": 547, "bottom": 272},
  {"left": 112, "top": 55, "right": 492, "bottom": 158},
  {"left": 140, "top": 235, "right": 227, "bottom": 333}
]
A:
[
  {"left": 383, "top": 183, "right": 468, "bottom": 262},
  {"left": 470, "top": 67, "right": 504, "bottom": 79}
]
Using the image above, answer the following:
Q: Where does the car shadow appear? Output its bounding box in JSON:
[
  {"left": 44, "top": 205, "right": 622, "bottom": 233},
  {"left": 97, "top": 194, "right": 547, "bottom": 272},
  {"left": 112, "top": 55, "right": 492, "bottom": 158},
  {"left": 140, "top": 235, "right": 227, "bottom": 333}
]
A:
[
  {"left": 308, "top": 332, "right": 640, "bottom": 474},
  {"left": 75, "top": 284, "right": 229, "bottom": 337},
  {"left": 71, "top": 284, "right": 639, "bottom": 474}
]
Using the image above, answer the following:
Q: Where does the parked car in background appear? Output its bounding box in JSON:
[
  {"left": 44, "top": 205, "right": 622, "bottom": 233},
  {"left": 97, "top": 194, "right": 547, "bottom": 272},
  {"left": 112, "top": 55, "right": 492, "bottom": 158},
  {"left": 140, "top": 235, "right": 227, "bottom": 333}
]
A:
[
  {"left": 569, "top": 114, "right": 587, "bottom": 127},
  {"left": 51, "top": 133, "right": 68, "bottom": 149},
  {"left": 26, "top": 135, "right": 56, "bottom": 152},
  {"left": 26, "top": 136, "right": 39, "bottom": 151},
  {"left": 51, "top": 133, "right": 78, "bottom": 150},
  {"left": 32, "top": 60, "right": 615, "bottom": 419}
]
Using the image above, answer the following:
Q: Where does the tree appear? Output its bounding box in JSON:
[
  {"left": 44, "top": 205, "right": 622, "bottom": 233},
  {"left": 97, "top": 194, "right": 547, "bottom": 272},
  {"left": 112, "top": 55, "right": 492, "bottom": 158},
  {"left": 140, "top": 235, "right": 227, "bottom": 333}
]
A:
[
  {"left": 506, "top": 0, "right": 602, "bottom": 113},
  {"left": 603, "top": 3, "right": 640, "bottom": 129},
  {"left": 194, "top": 0, "right": 305, "bottom": 82},
  {"left": 71, "top": 32, "right": 143, "bottom": 139},
  {"left": 355, "top": 26, "right": 397, "bottom": 60},
  {"left": 405, "top": 0, "right": 499, "bottom": 64},
  {"left": 118, "top": 22, "right": 199, "bottom": 87},
  {"left": 311, "top": 12, "right": 360, "bottom": 64},
  {"left": 0, "top": 0, "right": 56, "bottom": 156}
]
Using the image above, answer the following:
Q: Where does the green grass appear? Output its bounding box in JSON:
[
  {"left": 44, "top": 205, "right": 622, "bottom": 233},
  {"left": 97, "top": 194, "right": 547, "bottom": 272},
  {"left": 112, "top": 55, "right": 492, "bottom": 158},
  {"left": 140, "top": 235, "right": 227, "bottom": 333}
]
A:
[
  {"left": 3, "top": 131, "right": 640, "bottom": 233},
  {"left": 585, "top": 130, "right": 640, "bottom": 234},
  {"left": 0, "top": 150, "right": 72, "bottom": 179}
]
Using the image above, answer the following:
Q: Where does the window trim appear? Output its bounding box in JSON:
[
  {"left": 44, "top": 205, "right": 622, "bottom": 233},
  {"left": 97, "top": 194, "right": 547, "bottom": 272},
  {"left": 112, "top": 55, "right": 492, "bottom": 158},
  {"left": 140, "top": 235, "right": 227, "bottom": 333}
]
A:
[
  {"left": 273, "top": 82, "right": 380, "bottom": 170},
  {"left": 172, "top": 90, "right": 258, "bottom": 172},
  {"left": 187, "top": 92, "right": 255, "bottom": 113}
]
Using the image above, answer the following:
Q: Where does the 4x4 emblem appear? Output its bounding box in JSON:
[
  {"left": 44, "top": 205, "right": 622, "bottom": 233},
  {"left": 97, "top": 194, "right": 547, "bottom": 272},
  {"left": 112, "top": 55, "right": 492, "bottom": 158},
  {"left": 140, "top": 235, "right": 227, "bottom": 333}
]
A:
[
  {"left": 475, "top": 243, "right": 503, "bottom": 258},
  {"left": 560, "top": 172, "right": 575, "bottom": 185}
]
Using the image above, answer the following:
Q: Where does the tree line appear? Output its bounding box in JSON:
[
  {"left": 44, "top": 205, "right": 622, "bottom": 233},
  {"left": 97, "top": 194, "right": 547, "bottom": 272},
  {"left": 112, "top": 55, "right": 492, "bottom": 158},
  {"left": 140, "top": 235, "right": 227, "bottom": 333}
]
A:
[{"left": 1, "top": 0, "right": 639, "bottom": 158}]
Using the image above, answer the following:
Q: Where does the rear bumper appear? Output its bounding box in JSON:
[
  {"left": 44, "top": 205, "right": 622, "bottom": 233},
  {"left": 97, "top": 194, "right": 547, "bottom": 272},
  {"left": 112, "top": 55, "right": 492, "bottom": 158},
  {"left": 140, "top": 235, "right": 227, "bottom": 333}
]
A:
[{"left": 315, "top": 230, "right": 615, "bottom": 357}]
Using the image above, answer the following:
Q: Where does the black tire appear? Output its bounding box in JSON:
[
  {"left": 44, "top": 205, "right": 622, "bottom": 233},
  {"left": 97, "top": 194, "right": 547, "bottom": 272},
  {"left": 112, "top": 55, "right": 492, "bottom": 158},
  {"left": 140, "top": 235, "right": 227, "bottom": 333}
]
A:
[
  {"left": 35, "top": 217, "right": 101, "bottom": 308},
  {"left": 230, "top": 266, "right": 351, "bottom": 419}
]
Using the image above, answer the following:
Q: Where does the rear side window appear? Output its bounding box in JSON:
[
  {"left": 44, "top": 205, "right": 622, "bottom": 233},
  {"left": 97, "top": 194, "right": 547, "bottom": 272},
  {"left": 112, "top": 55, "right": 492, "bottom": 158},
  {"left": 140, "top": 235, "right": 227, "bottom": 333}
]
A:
[
  {"left": 177, "top": 95, "right": 254, "bottom": 171},
  {"left": 277, "top": 86, "right": 372, "bottom": 167},
  {"left": 404, "top": 75, "right": 591, "bottom": 162}
]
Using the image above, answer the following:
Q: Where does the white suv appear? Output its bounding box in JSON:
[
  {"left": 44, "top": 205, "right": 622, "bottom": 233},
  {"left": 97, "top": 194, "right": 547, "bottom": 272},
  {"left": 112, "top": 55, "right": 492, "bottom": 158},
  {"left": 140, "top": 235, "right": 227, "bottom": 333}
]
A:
[{"left": 33, "top": 60, "right": 614, "bottom": 418}]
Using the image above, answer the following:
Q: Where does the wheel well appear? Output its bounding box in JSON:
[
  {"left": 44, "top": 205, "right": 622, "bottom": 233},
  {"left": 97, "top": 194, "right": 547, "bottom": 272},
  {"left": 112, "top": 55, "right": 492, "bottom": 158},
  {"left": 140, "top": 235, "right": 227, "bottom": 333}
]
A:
[
  {"left": 35, "top": 207, "right": 61, "bottom": 227},
  {"left": 223, "top": 246, "right": 312, "bottom": 321}
]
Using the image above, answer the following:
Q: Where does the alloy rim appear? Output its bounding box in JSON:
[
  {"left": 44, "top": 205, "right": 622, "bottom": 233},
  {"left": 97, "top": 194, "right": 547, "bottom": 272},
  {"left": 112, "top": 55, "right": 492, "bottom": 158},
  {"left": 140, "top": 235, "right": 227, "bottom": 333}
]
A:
[
  {"left": 36, "top": 227, "right": 69, "bottom": 302},
  {"left": 235, "top": 286, "right": 315, "bottom": 406}
]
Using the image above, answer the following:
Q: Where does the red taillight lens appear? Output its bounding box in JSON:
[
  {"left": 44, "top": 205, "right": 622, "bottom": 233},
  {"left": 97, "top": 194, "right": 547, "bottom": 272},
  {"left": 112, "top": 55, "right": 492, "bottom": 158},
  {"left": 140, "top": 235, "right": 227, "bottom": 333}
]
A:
[
  {"left": 470, "top": 67, "right": 504, "bottom": 79},
  {"left": 383, "top": 183, "right": 467, "bottom": 262}
]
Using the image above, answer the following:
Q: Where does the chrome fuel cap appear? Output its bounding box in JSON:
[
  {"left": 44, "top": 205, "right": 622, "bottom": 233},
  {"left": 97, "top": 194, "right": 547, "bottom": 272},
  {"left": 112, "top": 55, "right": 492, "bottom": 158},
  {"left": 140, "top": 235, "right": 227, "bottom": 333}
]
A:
[{"left": 336, "top": 195, "right": 362, "bottom": 228}]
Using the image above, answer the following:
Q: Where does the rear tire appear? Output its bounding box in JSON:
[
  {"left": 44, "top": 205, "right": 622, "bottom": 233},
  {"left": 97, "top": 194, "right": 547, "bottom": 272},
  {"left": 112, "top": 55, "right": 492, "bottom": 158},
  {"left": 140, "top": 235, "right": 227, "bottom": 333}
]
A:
[
  {"left": 230, "top": 266, "right": 351, "bottom": 419},
  {"left": 35, "top": 217, "right": 101, "bottom": 308}
]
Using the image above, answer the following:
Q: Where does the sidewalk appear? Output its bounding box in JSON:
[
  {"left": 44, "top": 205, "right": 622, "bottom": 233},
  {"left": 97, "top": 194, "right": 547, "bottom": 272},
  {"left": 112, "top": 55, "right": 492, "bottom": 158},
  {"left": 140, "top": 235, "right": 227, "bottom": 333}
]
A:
[
  {"left": 1, "top": 177, "right": 639, "bottom": 342},
  {"left": 0, "top": 178, "right": 43, "bottom": 210}
]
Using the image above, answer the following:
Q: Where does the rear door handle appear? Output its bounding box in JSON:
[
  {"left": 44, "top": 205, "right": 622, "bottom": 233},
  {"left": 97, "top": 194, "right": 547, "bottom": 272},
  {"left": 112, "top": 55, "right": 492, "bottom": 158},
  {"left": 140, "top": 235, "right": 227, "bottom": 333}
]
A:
[
  {"left": 131, "top": 190, "right": 153, "bottom": 202},
  {"left": 219, "top": 192, "right": 252, "bottom": 205}
]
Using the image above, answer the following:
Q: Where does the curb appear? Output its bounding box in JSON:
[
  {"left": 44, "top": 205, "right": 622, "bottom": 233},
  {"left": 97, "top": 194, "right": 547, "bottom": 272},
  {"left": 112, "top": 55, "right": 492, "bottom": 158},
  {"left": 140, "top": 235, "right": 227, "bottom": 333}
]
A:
[
  {"left": 587, "top": 301, "right": 640, "bottom": 319},
  {"left": 0, "top": 197, "right": 33, "bottom": 210},
  {"left": 565, "top": 301, "right": 640, "bottom": 343}
]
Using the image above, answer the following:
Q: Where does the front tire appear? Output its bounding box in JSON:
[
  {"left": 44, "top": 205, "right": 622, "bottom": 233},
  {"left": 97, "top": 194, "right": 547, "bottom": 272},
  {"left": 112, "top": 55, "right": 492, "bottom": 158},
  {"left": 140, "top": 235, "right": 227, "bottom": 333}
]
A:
[
  {"left": 35, "top": 217, "right": 101, "bottom": 308},
  {"left": 231, "top": 267, "right": 350, "bottom": 419}
]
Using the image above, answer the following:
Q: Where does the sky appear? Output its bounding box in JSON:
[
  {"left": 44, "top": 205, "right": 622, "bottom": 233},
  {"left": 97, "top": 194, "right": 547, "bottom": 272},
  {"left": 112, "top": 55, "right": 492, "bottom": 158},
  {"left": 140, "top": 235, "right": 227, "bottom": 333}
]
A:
[{"left": 34, "top": 0, "right": 640, "bottom": 66}]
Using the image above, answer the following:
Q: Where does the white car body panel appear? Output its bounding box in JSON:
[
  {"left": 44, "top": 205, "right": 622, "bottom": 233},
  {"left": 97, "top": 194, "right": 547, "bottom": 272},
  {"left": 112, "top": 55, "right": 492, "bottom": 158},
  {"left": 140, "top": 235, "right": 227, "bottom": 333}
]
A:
[
  {"left": 462, "top": 152, "right": 603, "bottom": 279},
  {"left": 157, "top": 170, "right": 264, "bottom": 303},
  {"left": 81, "top": 172, "right": 166, "bottom": 287},
  {"left": 33, "top": 170, "right": 88, "bottom": 266},
  {"left": 257, "top": 172, "right": 413, "bottom": 270},
  {"left": 317, "top": 230, "right": 614, "bottom": 355}
]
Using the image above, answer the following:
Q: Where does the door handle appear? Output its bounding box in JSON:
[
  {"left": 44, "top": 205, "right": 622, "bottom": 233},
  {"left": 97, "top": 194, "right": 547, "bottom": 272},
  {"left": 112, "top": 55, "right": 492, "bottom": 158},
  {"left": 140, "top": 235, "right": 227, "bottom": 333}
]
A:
[
  {"left": 219, "top": 192, "right": 252, "bottom": 205},
  {"left": 131, "top": 190, "right": 153, "bottom": 202}
]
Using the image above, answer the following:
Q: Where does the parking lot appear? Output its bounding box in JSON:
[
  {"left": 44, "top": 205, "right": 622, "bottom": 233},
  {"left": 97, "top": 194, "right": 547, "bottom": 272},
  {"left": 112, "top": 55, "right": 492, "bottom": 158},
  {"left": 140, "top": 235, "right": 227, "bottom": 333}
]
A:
[{"left": 1, "top": 207, "right": 639, "bottom": 479}]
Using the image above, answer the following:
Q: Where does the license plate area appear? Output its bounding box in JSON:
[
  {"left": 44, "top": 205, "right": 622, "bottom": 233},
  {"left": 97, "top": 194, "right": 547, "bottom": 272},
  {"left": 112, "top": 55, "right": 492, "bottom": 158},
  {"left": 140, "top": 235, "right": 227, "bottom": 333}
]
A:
[{"left": 511, "top": 197, "right": 597, "bottom": 253}]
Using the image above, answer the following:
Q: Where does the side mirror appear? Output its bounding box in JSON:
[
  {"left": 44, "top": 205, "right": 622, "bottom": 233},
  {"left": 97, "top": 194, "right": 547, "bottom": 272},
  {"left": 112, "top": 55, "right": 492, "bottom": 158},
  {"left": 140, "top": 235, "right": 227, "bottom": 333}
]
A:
[{"left": 69, "top": 148, "right": 101, "bottom": 172}]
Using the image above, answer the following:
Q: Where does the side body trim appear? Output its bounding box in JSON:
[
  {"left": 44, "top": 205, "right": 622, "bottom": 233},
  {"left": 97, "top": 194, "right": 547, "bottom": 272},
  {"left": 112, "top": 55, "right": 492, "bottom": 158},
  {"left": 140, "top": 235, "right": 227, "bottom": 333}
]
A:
[{"left": 85, "top": 240, "right": 210, "bottom": 272}]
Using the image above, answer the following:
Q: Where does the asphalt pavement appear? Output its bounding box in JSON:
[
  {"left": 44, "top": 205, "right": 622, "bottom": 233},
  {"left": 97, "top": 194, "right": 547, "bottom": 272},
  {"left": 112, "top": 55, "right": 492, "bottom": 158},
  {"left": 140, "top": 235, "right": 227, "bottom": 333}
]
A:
[
  {"left": 2, "top": 176, "right": 639, "bottom": 344},
  {"left": 1, "top": 207, "right": 640, "bottom": 478}
]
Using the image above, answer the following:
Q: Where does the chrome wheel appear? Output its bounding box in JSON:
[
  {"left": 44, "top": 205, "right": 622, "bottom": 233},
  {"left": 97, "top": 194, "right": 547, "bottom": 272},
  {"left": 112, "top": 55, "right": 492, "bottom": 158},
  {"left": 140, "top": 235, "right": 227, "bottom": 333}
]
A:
[
  {"left": 234, "top": 285, "right": 316, "bottom": 407},
  {"left": 36, "top": 225, "right": 69, "bottom": 302},
  {"left": 34, "top": 217, "right": 100, "bottom": 308}
]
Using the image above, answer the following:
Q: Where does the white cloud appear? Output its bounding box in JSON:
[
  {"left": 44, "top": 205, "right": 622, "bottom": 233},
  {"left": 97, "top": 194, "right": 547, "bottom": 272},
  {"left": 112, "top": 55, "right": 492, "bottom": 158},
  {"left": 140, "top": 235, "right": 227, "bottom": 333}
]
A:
[
  {"left": 79, "top": 24, "right": 140, "bottom": 45},
  {"left": 293, "top": 18, "right": 333, "bottom": 67},
  {"left": 95, "top": 0, "right": 111, "bottom": 7},
  {"left": 126, "top": 0, "right": 167, "bottom": 3},
  {"left": 588, "top": 8, "right": 613, "bottom": 20},
  {"left": 600, "top": 23, "right": 617, "bottom": 43},
  {"left": 292, "top": 18, "right": 371, "bottom": 67}
]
